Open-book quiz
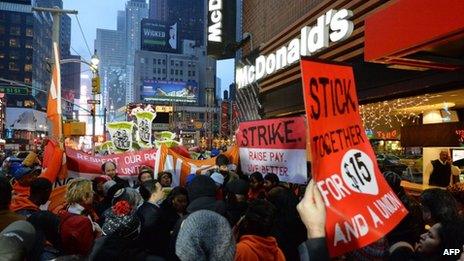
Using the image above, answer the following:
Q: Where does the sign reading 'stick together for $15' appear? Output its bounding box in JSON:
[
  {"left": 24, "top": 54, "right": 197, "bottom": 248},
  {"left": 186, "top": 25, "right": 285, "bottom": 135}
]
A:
[{"left": 300, "top": 58, "right": 407, "bottom": 257}]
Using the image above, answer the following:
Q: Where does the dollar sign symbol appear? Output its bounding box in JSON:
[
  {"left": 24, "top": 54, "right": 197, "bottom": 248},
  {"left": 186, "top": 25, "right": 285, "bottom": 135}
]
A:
[{"left": 344, "top": 162, "right": 360, "bottom": 191}]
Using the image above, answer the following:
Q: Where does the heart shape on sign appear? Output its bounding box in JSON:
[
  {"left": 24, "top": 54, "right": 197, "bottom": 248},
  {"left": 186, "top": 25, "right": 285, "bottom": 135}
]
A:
[{"left": 340, "top": 149, "right": 379, "bottom": 195}]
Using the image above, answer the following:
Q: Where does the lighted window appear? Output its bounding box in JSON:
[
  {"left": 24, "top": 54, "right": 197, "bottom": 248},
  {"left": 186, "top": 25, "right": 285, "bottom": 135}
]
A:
[
  {"left": 0, "top": 53, "right": 4, "bottom": 59},
  {"left": 24, "top": 100, "right": 34, "bottom": 107},
  {"left": 25, "top": 28, "right": 33, "bottom": 37},
  {"left": 24, "top": 64, "right": 32, "bottom": 72},
  {"left": 25, "top": 42, "right": 32, "bottom": 49},
  {"left": 9, "top": 38, "right": 19, "bottom": 48}
]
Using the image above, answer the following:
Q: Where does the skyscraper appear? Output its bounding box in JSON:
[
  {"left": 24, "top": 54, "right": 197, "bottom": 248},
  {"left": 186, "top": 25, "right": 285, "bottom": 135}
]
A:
[
  {"left": 216, "top": 77, "right": 222, "bottom": 101},
  {"left": 148, "top": 0, "right": 166, "bottom": 21},
  {"left": 125, "top": 0, "right": 148, "bottom": 104},
  {"left": 117, "top": 10, "right": 125, "bottom": 32}
]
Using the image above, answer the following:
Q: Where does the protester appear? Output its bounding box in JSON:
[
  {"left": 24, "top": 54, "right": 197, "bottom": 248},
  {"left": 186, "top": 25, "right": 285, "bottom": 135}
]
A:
[
  {"left": 137, "top": 179, "right": 166, "bottom": 256},
  {"left": 59, "top": 178, "right": 101, "bottom": 257},
  {"left": 112, "top": 187, "right": 143, "bottom": 209},
  {"left": 101, "top": 161, "right": 129, "bottom": 188},
  {"left": 216, "top": 154, "right": 239, "bottom": 185},
  {"left": 90, "top": 200, "right": 149, "bottom": 260},
  {"left": 420, "top": 188, "right": 459, "bottom": 225},
  {"left": 389, "top": 219, "right": 464, "bottom": 260},
  {"left": 186, "top": 175, "right": 226, "bottom": 215},
  {"left": 268, "top": 186, "right": 307, "bottom": 261},
  {"left": 263, "top": 173, "right": 280, "bottom": 192},
  {"left": 158, "top": 171, "right": 173, "bottom": 187},
  {"left": 225, "top": 179, "right": 249, "bottom": 226},
  {"left": 175, "top": 210, "right": 235, "bottom": 261},
  {"left": 12, "top": 177, "right": 53, "bottom": 218},
  {"left": 92, "top": 175, "right": 112, "bottom": 218},
  {"left": 296, "top": 180, "right": 329, "bottom": 261},
  {"left": 248, "top": 172, "right": 266, "bottom": 201},
  {"left": 235, "top": 199, "right": 285, "bottom": 261},
  {"left": 137, "top": 166, "right": 154, "bottom": 188},
  {"left": 0, "top": 176, "right": 25, "bottom": 231},
  {"left": 210, "top": 171, "right": 225, "bottom": 200},
  {"left": 383, "top": 171, "right": 423, "bottom": 245},
  {"left": 0, "top": 220, "right": 36, "bottom": 260},
  {"left": 160, "top": 186, "right": 189, "bottom": 234},
  {"left": 27, "top": 210, "right": 62, "bottom": 260}
]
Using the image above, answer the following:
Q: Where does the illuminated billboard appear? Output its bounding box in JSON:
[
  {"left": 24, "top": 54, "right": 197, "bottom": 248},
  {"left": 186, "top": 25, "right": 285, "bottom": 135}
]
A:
[
  {"left": 141, "top": 80, "right": 198, "bottom": 103},
  {"left": 141, "top": 19, "right": 180, "bottom": 53}
]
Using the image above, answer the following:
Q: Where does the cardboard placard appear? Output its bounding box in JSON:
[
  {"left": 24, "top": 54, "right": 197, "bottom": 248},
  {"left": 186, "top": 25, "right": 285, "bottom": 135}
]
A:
[
  {"left": 300, "top": 58, "right": 407, "bottom": 257},
  {"left": 236, "top": 117, "right": 308, "bottom": 184}
]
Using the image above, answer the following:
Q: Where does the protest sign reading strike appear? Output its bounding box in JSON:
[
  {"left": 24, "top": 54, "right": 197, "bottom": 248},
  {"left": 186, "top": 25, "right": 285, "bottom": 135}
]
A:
[
  {"left": 300, "top": 58, "right": 407, "bottom": 257},
  {"left": 236, "top": 117, "right": 307, "bottom": 184}
]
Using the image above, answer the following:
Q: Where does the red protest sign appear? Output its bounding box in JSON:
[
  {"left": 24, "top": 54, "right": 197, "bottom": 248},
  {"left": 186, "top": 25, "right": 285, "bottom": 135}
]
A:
[
  {"left": 300, "top": 58, "right": 407, "bottom": 257},
  {"left": 66, "top": 148, "right": 157, "bottom": 177},
  {"left": 236, "top": 117, "right": 307, "bottom": 184}
]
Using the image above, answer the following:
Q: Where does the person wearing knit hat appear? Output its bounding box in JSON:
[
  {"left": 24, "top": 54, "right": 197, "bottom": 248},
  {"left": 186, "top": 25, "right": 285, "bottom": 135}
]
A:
[
  {"left": 175, "top": 210, "right": 235, "bottom": 261},
  {"left": 102, "top": 200, "right": 140, "bottom": 239},
  {"left": 210, "top": 172, "right": 224, "bottom": 187},
  {"left": 225, "top": 179, "right": 250, "bottom": 226},
  {"left": 235, "top": 199, "right": 285, "bottom": 261},
  {"left": 0, "top": 220, "right": 36, "bottom": 260},
  {"left": 186, "top": 175, "right": 226, "bottom": 215}
]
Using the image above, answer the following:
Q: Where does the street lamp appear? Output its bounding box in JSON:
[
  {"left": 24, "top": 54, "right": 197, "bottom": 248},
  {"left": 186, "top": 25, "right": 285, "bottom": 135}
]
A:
[{"left": 90, "top": 50, "right": 100, "bottom": 67}]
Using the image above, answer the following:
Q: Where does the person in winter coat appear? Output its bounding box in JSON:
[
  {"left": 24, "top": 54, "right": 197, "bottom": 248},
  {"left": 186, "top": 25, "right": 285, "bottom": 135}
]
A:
[
  {"left": 0, "top": 177, "right": 24, "bottom": 231},
  {"left": 136, "top": 179, "right": 166, "bottom": 256},
  {"left": 247, "top": 172, "right": 266, "bottom": 201},
  {"left": 13, "top": 177, "right": 52, "bottom": 218},
  {"left": 27, "top": 210, "right": 62, "bottom": 260},
  {"left": 176, "top": 210, "right": 235, "bottom": 261},
  {"left": 101, "top": 161, "right": 129, "bottom": 188},
  {"left": 225, "top": 179, "right": 249, "bottom": 227},
  {"left": 186, "top": 175, "right": 227, "bottom": 215},
  {"left": 90, "top": 200, "right": 153, "bottom": 261},
  {"left": 235, "top": 199, "right": 285, "bottom": 261},
  {"left": 59, "top": 178, "right": 101, "bottom": 257}
]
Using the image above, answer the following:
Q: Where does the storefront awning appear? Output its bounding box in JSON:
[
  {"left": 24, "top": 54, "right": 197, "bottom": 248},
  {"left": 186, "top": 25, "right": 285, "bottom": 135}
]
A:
[{"left": 365, "top": 0, "right": 464, "bottom": 71}]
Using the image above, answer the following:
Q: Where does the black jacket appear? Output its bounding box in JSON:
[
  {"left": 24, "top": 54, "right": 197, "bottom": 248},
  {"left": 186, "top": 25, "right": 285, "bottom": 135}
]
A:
[
  {"left": 299, "top": 237, "right": 329, "bottom": 261},
  {"left": 136, "top": 201, "right": 165, "bottom": 256}
]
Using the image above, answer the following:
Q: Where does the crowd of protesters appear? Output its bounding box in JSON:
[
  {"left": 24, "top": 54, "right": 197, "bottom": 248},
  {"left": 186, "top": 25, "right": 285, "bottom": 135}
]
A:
[{"left": 1, "top": 150, "right": 464, "bottom": 261}]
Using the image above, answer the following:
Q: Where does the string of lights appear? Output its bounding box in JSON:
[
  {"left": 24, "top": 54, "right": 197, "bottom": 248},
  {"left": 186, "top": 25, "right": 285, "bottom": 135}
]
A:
[{"left": 359, "top": 93, "right": 443, "bottom": 130}]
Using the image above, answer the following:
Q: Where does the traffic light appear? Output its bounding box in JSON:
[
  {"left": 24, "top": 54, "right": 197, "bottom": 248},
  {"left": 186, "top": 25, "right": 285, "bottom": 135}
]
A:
[{"left": 91, "top": 76, "right": 101, "bottom": 94}]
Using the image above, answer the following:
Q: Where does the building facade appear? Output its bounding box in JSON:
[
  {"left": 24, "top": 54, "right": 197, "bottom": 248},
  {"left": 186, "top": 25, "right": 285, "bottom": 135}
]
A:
[
  {"left": 148, "top": 0, "right": 167, "bottom": 21},
  {"left": 237, "top": 0, "right": 464, "bottom": 185}
]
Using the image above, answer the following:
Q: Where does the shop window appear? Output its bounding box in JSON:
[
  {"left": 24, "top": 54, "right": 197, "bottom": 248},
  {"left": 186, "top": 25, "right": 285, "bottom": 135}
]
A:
[
  {"left": 24, "top": 64, "right": 32, "bottom": 72},
  {"left": 9, "top": 62, "right": 19, "bottom": 71},
  {"left": 9, "top": 38, "right": 19, "bottom": 48},
  {"left": 10, "top": 27, "right": 20, "bottom": 36},
  {"left": 24, "top": 100, "right": 34, "bottom": 107},
  {"left": 25, "top": 28, "right": 33, "bottom": 37}
]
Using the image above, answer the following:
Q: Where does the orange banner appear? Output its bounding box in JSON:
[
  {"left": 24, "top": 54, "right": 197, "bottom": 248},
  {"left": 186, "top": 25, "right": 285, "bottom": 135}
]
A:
[
  {"left": 300, "top": 58, "right": 407, "bottom": 257},
  {"left": 155, "top": 145, "right": 239, "bottom": 187}
]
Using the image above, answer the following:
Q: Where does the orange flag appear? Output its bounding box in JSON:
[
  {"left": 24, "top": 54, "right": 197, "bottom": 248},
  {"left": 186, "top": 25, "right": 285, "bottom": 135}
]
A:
[{"left": 47, "top": 42, "right": 62, "bottom": 140}]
